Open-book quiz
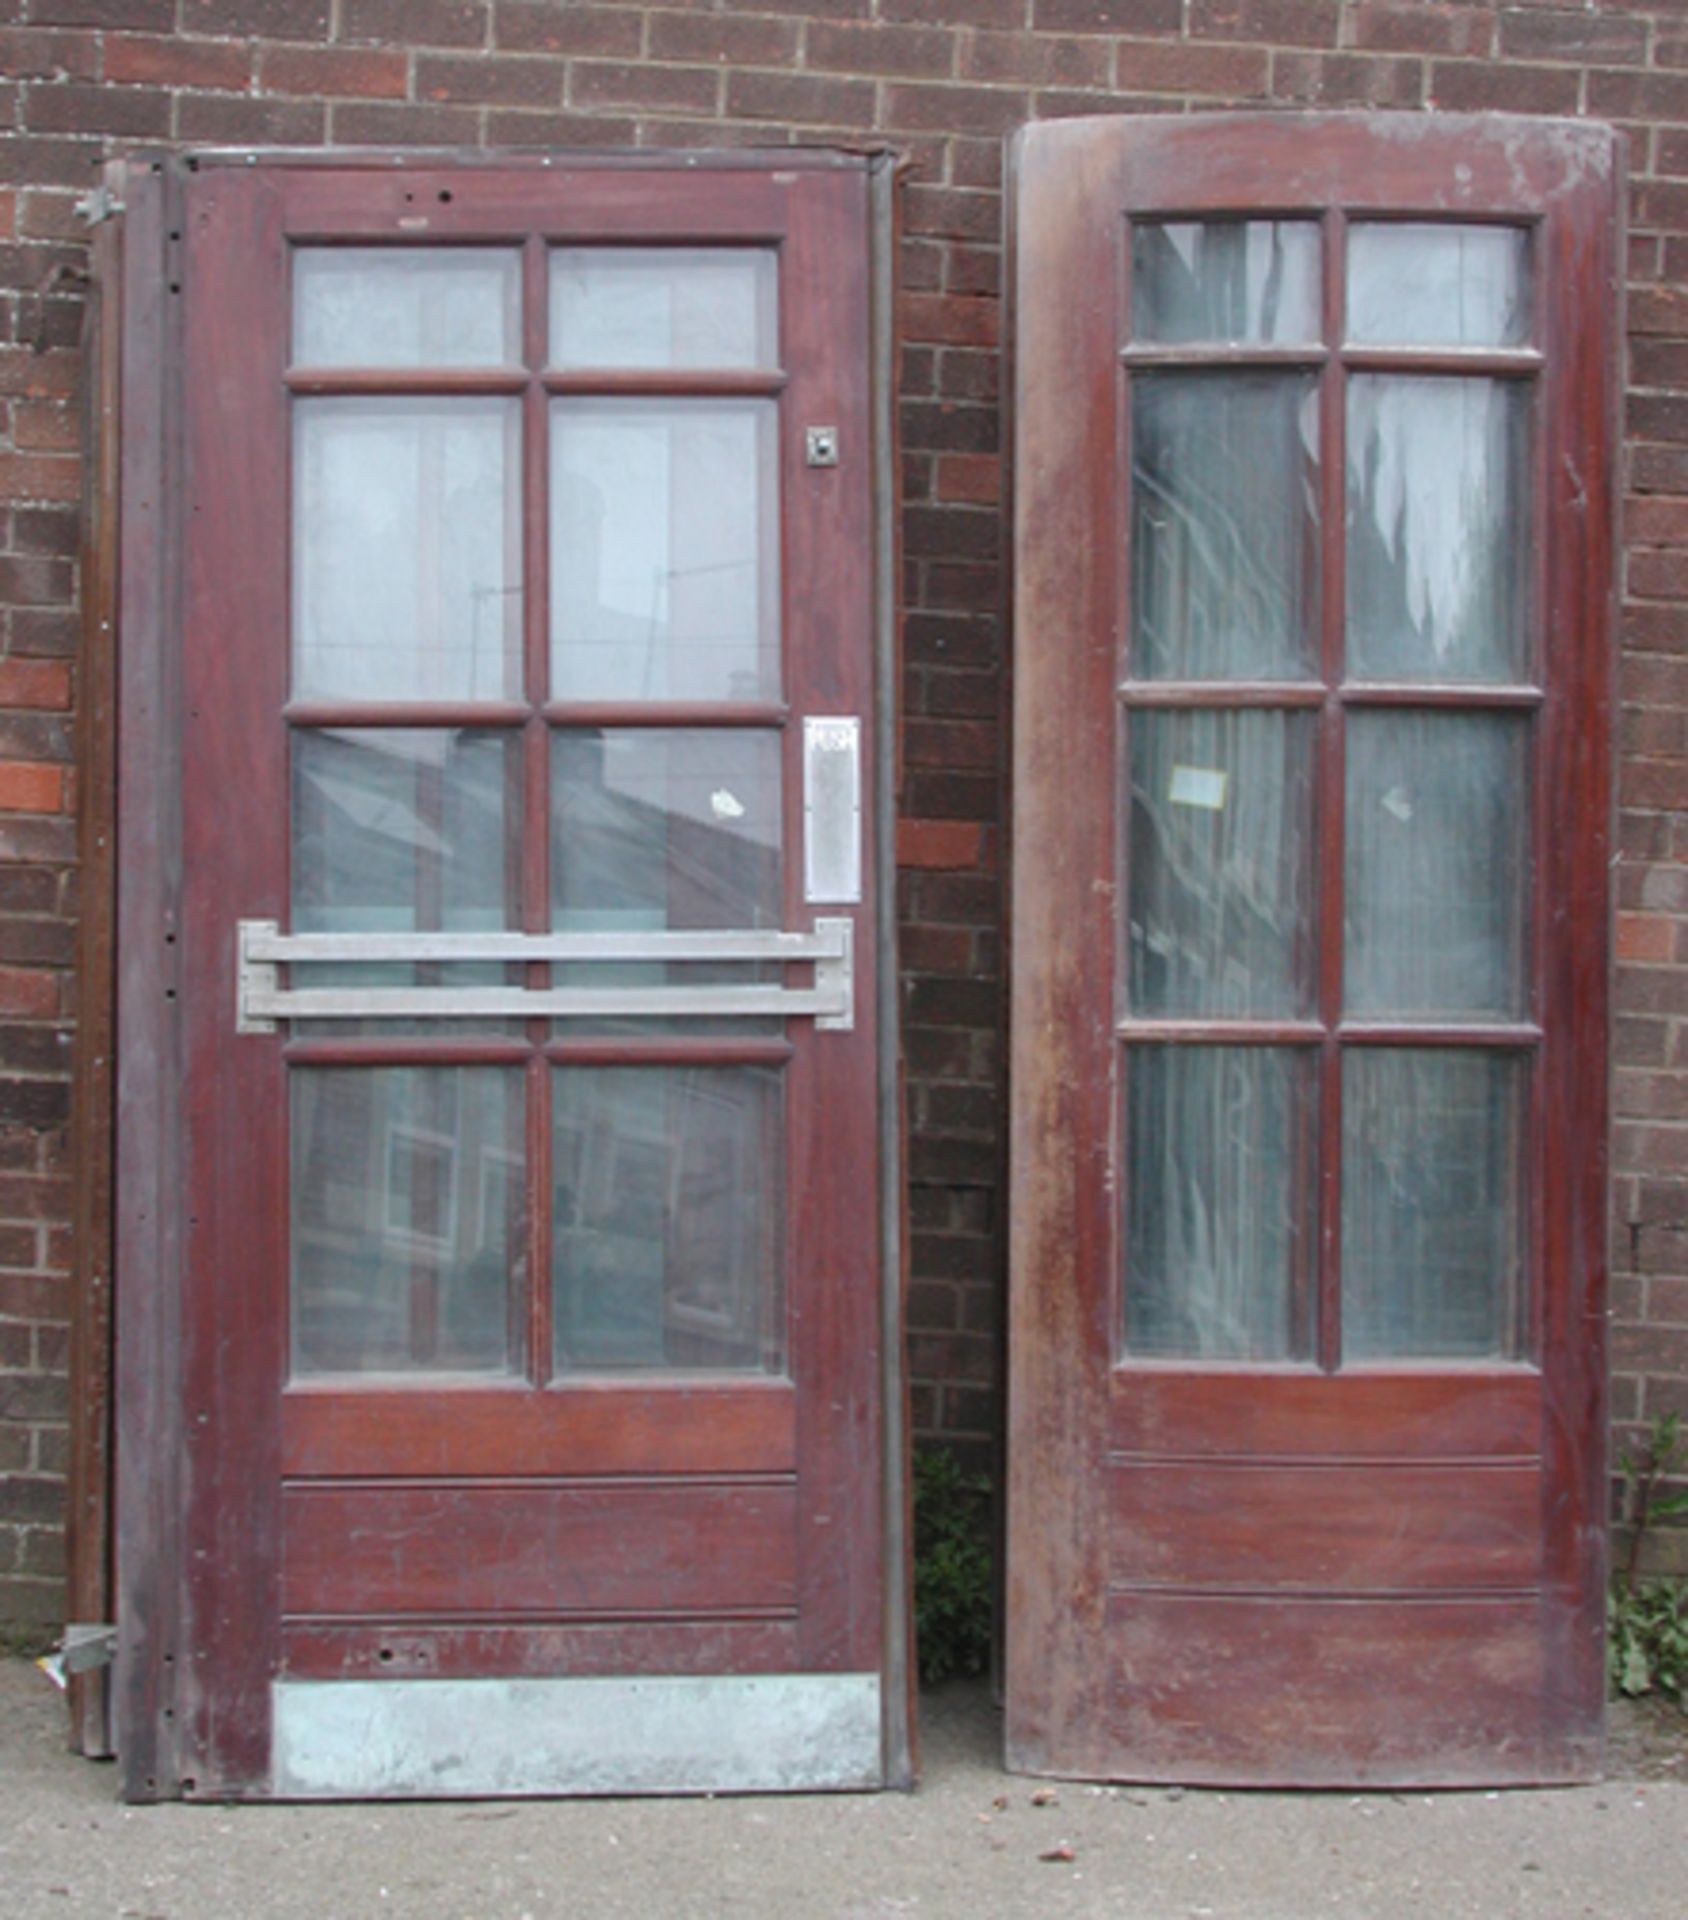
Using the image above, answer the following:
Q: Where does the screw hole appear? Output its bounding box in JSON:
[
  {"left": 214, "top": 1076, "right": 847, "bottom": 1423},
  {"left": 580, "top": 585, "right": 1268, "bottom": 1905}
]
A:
[
  {"left": 438, "top": 189, "right": 453, "bottom": 204},
  {"left": 378, "top": 1646, "right": 395, "bottom": 1663}
]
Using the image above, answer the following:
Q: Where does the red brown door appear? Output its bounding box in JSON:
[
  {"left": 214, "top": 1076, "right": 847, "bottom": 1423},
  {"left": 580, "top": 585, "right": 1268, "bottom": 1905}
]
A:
[
  {"left": 1007, "top": 114, "right": 1619, "bottom": 1786},
  {"left": 112, "top": 154, "right": 904, "bottom": 1799}
]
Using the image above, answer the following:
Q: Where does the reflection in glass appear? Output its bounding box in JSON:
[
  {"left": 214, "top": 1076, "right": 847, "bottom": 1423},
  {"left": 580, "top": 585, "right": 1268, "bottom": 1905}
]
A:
[
  {"left": 292, "top": 729, "right": 518, "bottom": 1028},
  {"left": 1343, "top": 1048, "right": 1525, "bottom": 1360},
  {"left": 1132, "top": 374, "right": 1320, "bottom": 681},
  {"left": 292, "top": 1066, "right": 524, "bottom": 1377},
  {"left": 293, "top": 247, "right": 521, "bottom": 368},
  {"left": 1125, "top": 1046, "right": 1314, "bottom": 1361},
  {"left": 553, "top": 1066, "right": 784, "bottom": 1374},
  {"left": 551, "top": 399, "right": 780, "bottom": 702},
  {"left": 294, "top": 398, "right": 522, "bottom": 703},
  {"left": 551, "top": 247, "right": 778, "bottom": 370},
  {"left": 1128, "top": 709, "right": 1315, "bottom": 1018},
  {"left": 1347, "top": 376, "right": 1529, "bottom": 683},
  {"left": 1132, "top": 220, "right": 1321, "bottom": 345},
  {"left": 1348, "top": 223, "right": 1529, "bottom": 349},
  {"left": 1345, "top": 711, "right": 1528, "bottom": 1022}
]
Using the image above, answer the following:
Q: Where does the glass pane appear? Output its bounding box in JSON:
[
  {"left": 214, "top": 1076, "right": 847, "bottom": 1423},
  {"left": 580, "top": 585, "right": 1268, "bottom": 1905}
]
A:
[
  {"left": 292, "top": 1066, "right": 524, "bottom": 1378},
  {"left": 293, "top": 247, "right": 521, "bottom": 368},
  {"left": 553, "top": 1066, "right": 784, "bottom": 1374},
  {"left": 292, "top": 729, "right": 518, "bottom": 1031},
  {"left": 551, "top": 248, "right": 777, "bottom": 370},
  {"left": 551, "top": 399, "right": 780, "bottom": 703},
  {"left": 1131, "top": 373, "right": 1320, "bottom": 681},
  {"left": 1345, "top": 711, "right": 1529, "bottom": 1022},
  {"left": 552, "top": 728, "right": 782, "bottom": 1030},
  {"left": 1342, "top": 1048, "right": 1525, "bottom": 1361},
  {"left": 294, "top": 398, "right": 522, "bottom": 704},
  {"left": 1132, "top": 220, "right": 1321, "bottom": 346},
  {"left": 1127, "top": 709, "right": 1315, "bottom": 1018},
  {"left": 1124, "top": 1046, "right": 1315, "bottom": 1362},
  {"left": 1348, "top": 224, "right": 1529, "bottom": 349},
  {"left": 1347, "top": 376, "right": 1529, "bottom": 684}
]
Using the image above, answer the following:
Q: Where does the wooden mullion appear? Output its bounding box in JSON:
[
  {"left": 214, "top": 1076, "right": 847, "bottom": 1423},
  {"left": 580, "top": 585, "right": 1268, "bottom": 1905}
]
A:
[
  {"left": 284, "top": 700, "right": 529, "bottom": 729},
  {"left": 1339, "top": 683, "right": 1542, "bottom": 710},
  {"left": 1315, "top": 207, "right": 1349, "bottom": 1377},
  {"left": 1117, "top": 680, "right": 1322, "bottom": 709},
  {"left": 285, "top": 368, "right": 527, "bottom": 397},
  {"left": 542, "top": 368, "right": 786, "bottom": 398},
  {"left": 543, "top": 700, "right": 788, "bottom": 730},
  {"left": 1339, "top": 346, "right": 1542, "bottom": 379},
  {"left": 1119, "top": 344, "right": 1325, "bottom": 372}
]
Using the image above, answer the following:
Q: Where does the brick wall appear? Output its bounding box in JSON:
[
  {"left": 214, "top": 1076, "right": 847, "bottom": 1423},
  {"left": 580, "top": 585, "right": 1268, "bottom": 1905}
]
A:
[{"left": 1, "top": 0, "right": 1686, "bottom": 1623}]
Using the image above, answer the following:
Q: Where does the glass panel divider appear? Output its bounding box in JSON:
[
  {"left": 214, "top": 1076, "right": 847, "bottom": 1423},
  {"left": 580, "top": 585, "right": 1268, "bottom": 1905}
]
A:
[{"left": 1315, "top": 205, "right": 1350, "bottom": 1376}]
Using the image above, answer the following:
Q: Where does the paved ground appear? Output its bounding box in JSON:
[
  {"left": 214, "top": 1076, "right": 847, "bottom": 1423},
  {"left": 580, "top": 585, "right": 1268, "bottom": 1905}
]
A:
[{"left": 4, "top": 1658, "right": 1688, "bottom": 1920}]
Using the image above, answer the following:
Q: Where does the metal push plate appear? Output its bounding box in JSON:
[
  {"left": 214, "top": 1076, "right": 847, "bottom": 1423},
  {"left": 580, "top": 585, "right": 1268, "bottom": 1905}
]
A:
[{"left": 804, "top": 716, "right": 862, "bottom": 905}]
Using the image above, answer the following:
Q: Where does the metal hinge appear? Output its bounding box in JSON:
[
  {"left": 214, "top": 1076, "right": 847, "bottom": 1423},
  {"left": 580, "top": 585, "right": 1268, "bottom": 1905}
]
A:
[
  {"left": 36, "top": 1623, "right": 118, "bottom": 1689},
  {"left": 74, "top": 185, "right": 125, "bottom": 227}
]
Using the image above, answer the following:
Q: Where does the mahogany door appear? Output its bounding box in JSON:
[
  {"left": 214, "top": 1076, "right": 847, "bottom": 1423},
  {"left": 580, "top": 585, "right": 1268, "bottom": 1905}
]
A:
[
  {"left": 112, "top": 153, "right": 905, "bottom": 1799},
  {"left": 1007, "top": 115, "right": 1619, "bottom": 1786}
]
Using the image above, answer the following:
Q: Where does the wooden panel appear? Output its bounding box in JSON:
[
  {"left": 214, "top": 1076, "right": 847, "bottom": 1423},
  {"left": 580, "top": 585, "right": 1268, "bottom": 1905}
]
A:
[
  {"left": 1109, "top": 1461, "right": 1541, "bottom": 1593},
  {"left": 283, "top": 1479, "right": 797, "bottom": 1617},
  {"left": 1110, "top": 1369, "right": 1542, "bottom": 1459},
  {"left": 282, "top": 1384, "right": 797, "bottom": 1478},
  {"left": 282, "top": 1617, "right": 798, "bottom": 1680},
  {"left": 1093, "top": 1593, "right": 1552, "bottom": 1788}
]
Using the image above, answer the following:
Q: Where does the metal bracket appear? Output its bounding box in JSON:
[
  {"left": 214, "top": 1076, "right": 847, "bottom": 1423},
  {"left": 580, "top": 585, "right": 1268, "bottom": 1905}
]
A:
[
  {"left": 236, "top": 920, "right": 855, "bottom": 1034},
  {"left": 36, "top": 1622, "right": 118, "bottom": 1689},
  {"left": 74, "top": 185, "right": 125, "bottom": 226}
]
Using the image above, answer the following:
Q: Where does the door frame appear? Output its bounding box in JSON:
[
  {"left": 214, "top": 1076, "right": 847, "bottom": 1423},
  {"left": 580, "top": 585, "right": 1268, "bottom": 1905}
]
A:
[{"left": 98, "top": 147, "right": 910, "bottom": 1800}]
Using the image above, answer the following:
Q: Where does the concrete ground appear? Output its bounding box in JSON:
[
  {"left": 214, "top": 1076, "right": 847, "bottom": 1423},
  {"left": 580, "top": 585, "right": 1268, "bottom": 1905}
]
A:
[{"left": 4, "top": 1659, "right": 1687, "bottom": 1920}]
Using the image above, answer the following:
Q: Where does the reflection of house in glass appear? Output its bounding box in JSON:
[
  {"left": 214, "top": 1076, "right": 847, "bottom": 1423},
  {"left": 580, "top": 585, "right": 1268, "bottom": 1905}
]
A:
[{"left": 285, "top": 723, "right": 786, "bottom": 1383}]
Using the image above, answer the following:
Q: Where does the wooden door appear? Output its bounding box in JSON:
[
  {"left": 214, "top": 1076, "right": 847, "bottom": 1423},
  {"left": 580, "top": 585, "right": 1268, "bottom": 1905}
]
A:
[
  {"left": 111, "top": 153, "right": 905, "bottom": 1800},
  {"left": 1007, "top": 115, "right": 1619, "bottom": 1787}
]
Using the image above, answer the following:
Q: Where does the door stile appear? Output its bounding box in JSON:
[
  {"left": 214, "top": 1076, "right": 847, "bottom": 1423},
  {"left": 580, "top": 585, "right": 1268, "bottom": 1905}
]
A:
[
  {"left": 1005, "top": 125, "right": 1124, "bottom": 1774},
  {"left": 783, "top": 169, "right": 884, "bottom": 1674},
  {"left": 177, "top": 166, "right": 292, "bottom": 1794}
]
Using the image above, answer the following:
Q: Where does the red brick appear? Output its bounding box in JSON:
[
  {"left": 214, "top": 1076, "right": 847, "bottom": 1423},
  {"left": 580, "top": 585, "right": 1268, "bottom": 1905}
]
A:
[
  {"left": 1635, "top": 181, "right": 1688, "bottom": 239},
  {"left": 959, "top": 29, "right": 1109, "bottom": 89},
  {"left": 1619, "top": 914, "right": 1677, "bottom": 964},
  {"left": 1589, "top": 70, "right": 1688, "bottom": 125},
  {"left": 934, "top": 454, "right": 1001, "bottom": 505},
  {"left": 646, "top": 11, "right": 799, "bottom": 66},
  {"left": 899, "top": 292, "right": 1000, "bottom": 348},
  {"left": 8, "top": 402, "right": 75, "bottom": 455},
  {"left": 1500, "top": 11, "right": 1647, "bottom": 65},
  {"left": 1272, "top": 49, "right": 1424, "bottom": 106},
  {"left": 495, "top": 1, "right": 642, "bottom": 56},
  {"left": 0, "top": 28, "right": 101, "bottom": 80},
  {"left": 1631, "top": 287, "right": 1688, "bottom": 339},
  {"left": 1430, "top": 59, "right": 1580, "bottom": 114},
  {"left": 884, "top": 80, "right": 1029, "bottom": 135},
  {"left": 1631, "top": 550, "right": 1688, "bottom": 600},
  {"left": 898, "top": 819, "right": 987, "bottom": 869},
  {"left": 17, "top": 190, "right": 87, "bottom": 243},
  {"left": 0, "top": 765, "right": 63, "bottom": 815},
  {"left": 25, "top": 0, "right": 171, "bottom": 25},
  {"left": 0, "top": 455, "right": 79, "bottom": 506},
  {"left": 24, "top": 81, "right": 170, "bottom": 139},
  {"left": 328, "top": 100, "right": 483, "bottom": 144},
  {"left": 181, "top": 0, "right": 330, "bottom": 37},
  {"left": 417, "top": 52, "right": 564, "bottom": 107},
  {"left": 1628, "top": 497, "right": 1688, "bottom": 546},
  {"left": 260, "top": 44, "right": 410, "bottom": 99},
  {"left": 0, "top": 663, "right": 71, "bottom": 713},
  {"left": 903, "top": 185, "right": 1000, "bottom": 244},
  {"left": 807, "top": 21, "right": 957, "bottom": 80},
  {"left": 572, "top": 60, "right": 719, "bottom": 113},
  {"left": 343, "top": 0, "right": 486, "bottom": 45},
  {"left": 1116, "top": 37, "right": 1269, "bottom": 95},
  {"left": 1034, "top": 0, "right": 1181, "bottom": 30},
  {"left": 1345, "top": 4, "right": 1492, "bottom": 57},
  {"left": 174, "top": 92, "right": 326, "bottom": 141},
  {"left": 1189, "top": 0, "right": 1339, "bottom": 47},
  {"left": 724, "top": 68, "right": 873, "bottom": 125},
  {"left": 104, "top": 32, "right": 251, "bottom": 89},
  {"left": 0, "top": 971, "right": 58, "bottom": 1019}
]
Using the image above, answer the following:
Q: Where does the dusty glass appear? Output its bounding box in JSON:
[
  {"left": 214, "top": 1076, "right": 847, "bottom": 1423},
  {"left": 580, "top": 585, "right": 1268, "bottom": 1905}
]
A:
[
  {"left": 551, "top": 399, "right": 780, "bottom": 703},
  {"left": 293, "top": 247, "right": 521, "bottom": 369},
  {"left": 1132, "top": 219, "right": 1321, "bottom": 346},
  {"left": 1342, "top": 1048, "right": 1525, "bottom": 1360},
  {"left": 1127, "top": 708, "right": 1316, "bottom": 1018},
  {"left": 293, "top": 398, "right": 522, "bottom": 704},
  {"left": 550, "top": 247, "right": 777, "bottom": 370},
  {"left": 1131, "top": 373, "right": 1321, "bottom": 681},
  {"left": 1124, "top": 1045, "right": 1315, "bottom": 1362},
  {"left": 1347, "top": 223, "right": 1530, "bottom": 350}
]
